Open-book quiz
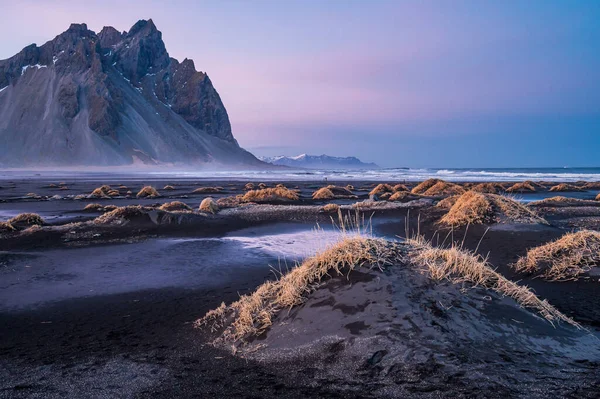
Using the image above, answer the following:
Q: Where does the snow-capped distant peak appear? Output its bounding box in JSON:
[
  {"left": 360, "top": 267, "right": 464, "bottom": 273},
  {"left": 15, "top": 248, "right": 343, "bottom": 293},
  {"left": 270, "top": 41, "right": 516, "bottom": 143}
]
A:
[{"left": 259, "top": 154, "right": 379, "bottom": 170}]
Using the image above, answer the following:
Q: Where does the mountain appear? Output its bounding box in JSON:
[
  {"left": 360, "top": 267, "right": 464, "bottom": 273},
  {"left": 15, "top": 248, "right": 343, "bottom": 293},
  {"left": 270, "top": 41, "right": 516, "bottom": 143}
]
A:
[
  {"left": 259, "top": 154, "right": 379, "bottom": 169},
  {"left": 0, "top": 20, "right": 262, "bottom": 167}
]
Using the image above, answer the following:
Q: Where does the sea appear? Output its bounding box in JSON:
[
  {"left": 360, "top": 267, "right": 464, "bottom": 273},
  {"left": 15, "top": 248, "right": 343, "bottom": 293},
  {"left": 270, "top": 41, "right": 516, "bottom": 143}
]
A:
[{"left": 2, "top": 167, "right": 600, "bottom": 182}]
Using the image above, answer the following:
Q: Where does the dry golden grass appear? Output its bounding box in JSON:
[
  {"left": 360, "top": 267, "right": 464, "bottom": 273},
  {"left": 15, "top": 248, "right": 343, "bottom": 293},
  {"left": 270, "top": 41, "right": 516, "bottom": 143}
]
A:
[
  {"left": 321, "top": 203, "right": 341, "bottom": 213},
  {"left": 136, "top": 186, "right": 160, "bottom": 198},
  {"left": 26, "top": 192, "right": 40, "bottom": 198},
  {"left": 408, "top": 236, "right": 579, "bottom": 328},
  {"left": 596, "top": 193, "right": 600, "bottom": 201},
  {"left": 313, "top": 185, "right": 355, "bottom": 200},
  {"left": 506, "top": 182, "right": 536, "bottom": 193},
  {"left": 470, "top": 183, "right": 505, "bottom": 194},
  {"left": 107, "top": 189, "right": 120, "bottom": 197},
  {"left": 275, "top": 184, "right": 286, "bottom": 188},
  {"left": 346, "top": 184, "right": 355, "bottom": 191},
  {"left": 94, "top": 206, "right": 148, "bottom": 224},
  {"left": 369, "top": 184, "right": 395, "bottom": 196},
  {"left": 216, "top": 195, "right": 245, "bottom": 208},
  {"left": 421, "top": 181, "right": 465, "bottom": 197},
  {"left": 242, "top": 187, "right": 299, "bottom": 202},
  {"left": 59, "top": 186, "right": 69, "bottom": 191},
  {"left": 90, "top": 185, "right": 112, "bottom": 198},
  {"left": 436, "top": 195, "right": 460, "bottom": 209},
  {"left": 440, "top": 191, "right": 546, "bottom": 226},
  {"left": 163, "top": 185, "right": 176, "bottom": 190},
  {"left": 8, "top": 213, "right": 45, "bottom": 228},
  {"left": 199, "top": 197, "right": 219, "bottom": 214},
  {"left": 411, "top": 178, "right": 442, "bottom": 194},
  {"left": 549, "top": 183, "right": 585, "bottom": 192},
  {"left": 393, "top": 184, "right": 409, "bottom": 192},
  {"left": 244, "top": 182, "right": 255, "bottom": 191},
  {"left": 388, "top": 191, "right": 412, "bottom": 202},
  {"left": 513, "top": 230, "right": 600, "bottom": 281},
  {"left": 258, "top": 183, "right": 267, "bottom": 189},
  {"left": 194, "top": 187, "right": 223, "bottom": 194},
  {"left": 0, "top": 221, "right": 16, "bottom": 232},
  {"left": 84, "top": 203, "right": 105, "bottom": 211},
  {"left": 159, "top": 201, "right": 192, "bottom": 212},
  {"left": 196, "top": 236, "right": 400, "bottom": 342},
  {"left": 312, "top": 187, "right": 335, "bottom": 199}
]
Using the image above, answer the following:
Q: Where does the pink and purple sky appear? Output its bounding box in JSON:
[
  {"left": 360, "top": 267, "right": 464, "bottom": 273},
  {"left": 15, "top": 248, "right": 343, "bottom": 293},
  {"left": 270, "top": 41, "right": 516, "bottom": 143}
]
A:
[{"left": 1, "top": 0, "right": 599, "bottom": 167}]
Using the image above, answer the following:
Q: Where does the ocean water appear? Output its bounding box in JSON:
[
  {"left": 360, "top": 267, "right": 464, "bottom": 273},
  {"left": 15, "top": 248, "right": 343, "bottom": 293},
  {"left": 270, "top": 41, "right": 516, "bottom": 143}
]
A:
[{"left": 1, "top": 167, "right": 600, "bottom": 182}]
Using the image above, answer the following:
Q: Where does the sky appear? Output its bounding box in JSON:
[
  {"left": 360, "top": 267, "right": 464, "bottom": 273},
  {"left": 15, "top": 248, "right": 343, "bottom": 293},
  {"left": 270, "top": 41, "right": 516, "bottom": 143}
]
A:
[{"left": 0, "top": 0, "right": 599, "bottom": 168}]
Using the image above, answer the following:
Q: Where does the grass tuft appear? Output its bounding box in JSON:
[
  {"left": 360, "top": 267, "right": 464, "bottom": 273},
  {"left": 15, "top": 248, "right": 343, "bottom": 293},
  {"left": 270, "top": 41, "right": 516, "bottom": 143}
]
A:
[
  {"left": 163, "top": 185, "right": 176, "bottom": 190},
  {"left": 408, "top": 236, "right": 579, "bottom": 328},
  {"left": 470, "top": 182, "right": 505, "bottom": 194},
  {"left": 528, "top": 196, "right": 599, "bottom": 207},
  {"left": 242, "top": 187, "right": 299, "bottom": 202},
  {"left": 194, "top": 187, "right": 223, "bottom": 194},
  {"left": 506, "top": 182, "right": 536, "bottom": 193},
  {"left": 549, "top": 183, "right": 585, "bottom": 192},
  {"left": 199, "top": 197, "right": 220, "bottom": 214},
  {"left": 321, "top": 203, "right": 341, "bottom": 213},
  {"left": 411, "top": 178, "right": 442, "bottom": 194},
  {"left": 440, "top": 191, "right": 546, "bottom": 226},
  {"left": 421, "top": 181, "right": 465, "bottom": 197},
  {"left": 136, "top": 186, "right": 160, "bottom": 198},
  {"left": 8, "top": 213, "right": 45, "bottom": 228},
  {"left": 369, "top": 184, "right": 395, "bottom": 196},
  {"left": 159, "top": 201, "right": 192, "bottom": 212},
  {"left": 513, "top": 230, "right": 600, "bottom": 281}
]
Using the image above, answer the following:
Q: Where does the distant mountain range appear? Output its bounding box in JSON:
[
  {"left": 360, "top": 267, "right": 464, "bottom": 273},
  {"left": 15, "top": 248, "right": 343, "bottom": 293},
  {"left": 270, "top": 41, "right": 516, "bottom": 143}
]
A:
[
  {"left": 259, "top": 154, "right": 379, "bottom": 169},
  {"left": 0, "top": 19, "right": 262, "bottom": 167}
]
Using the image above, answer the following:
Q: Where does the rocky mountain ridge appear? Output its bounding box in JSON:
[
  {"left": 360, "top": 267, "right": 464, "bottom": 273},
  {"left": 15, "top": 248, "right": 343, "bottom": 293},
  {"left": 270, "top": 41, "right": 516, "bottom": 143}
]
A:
[{"left": 0, "top": 19, "right": 261, "bottom": 166}]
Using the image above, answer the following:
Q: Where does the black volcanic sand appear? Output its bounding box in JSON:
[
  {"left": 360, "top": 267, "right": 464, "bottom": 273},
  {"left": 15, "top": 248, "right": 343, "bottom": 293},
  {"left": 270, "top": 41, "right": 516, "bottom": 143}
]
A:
[{"left": 1, "top": 178, "right": 600, "bottom": 397}]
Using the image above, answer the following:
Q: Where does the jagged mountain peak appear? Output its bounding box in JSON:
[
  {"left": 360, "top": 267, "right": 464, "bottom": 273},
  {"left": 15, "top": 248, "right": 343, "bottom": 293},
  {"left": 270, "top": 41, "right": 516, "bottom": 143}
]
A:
[{"left": 0, "top": 19, "right": 260, "bottom": 167}]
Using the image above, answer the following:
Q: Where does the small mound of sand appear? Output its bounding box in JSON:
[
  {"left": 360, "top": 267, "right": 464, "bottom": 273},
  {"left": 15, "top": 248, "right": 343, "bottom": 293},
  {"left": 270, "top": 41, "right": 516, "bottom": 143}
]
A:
[
  {"left": 411, "top": 178, "right": 442, "bottom": 194},
  {"left": 313, "top": 185, "right": 355, "bottom": 200},
  {"left": 0, "top": 221, "right": 16, "bottom": 232},
  {"left": 198, "top": 236, "right": 576, "bottom": 344},
  {"left": 506, "top": 182, "right": 536, "bottom": 193},
  {"left": 549, "top": 183, "right": 585, "bottom": 192},
  {"left": 369, "top": 184, "right": 395, "bottom": 196},
  {"left": 199, "top": 197, "right": 219, "bottom": 214},
  {"left": 242, "top": 187, "right": 299, "bottom": 203},
  {"left": 421, "top": 181, "right": 465, "bottom": 197},
  {"left": 193, "top": 187, "right": 223, "bottom": 194},
  {"left": 320, "top": 203, "right": 340, "bottom": 213},
  {"left": 388, "top": 191, "right": 412, "bottom": 202},
  {"left": 90, "top": 185, "right": 112, "bottom": 198},
  {"left": 528, "top": 196, "right": 600, "bottom": 207},
  {"left": 159, "top": 201, "right": 192, "bottom": 212},
  {"left": 8, "top": 213, "right": 45, "bottom": 229},
  {"left": 197, "top": 237, "right": 399, "bottom": 341},
  {"left": 470, "top": 182, "right": 505, "bottom": 194},
  {"left": 94, "top": 206, "right": 149, "bottom": 225},
  {"left": 392, "top": 184, "right": 409, "bottom": 192},
  {"left": 83, "top": 203, "right": 118, "bottom": 212},
  {"left": 163, "top": 185, "right": 176, "bottom": 190},
  {"left": 513, "top": 230, "right": 600, "bottom": 281},
  {"left": 440, "top": 191, "right": 546, "bottom": 226},
  {"left": 582, "top": 182, "right": 600, "bottom": 190},
  {"left": 136, "top": 186, "right": 160, "bottom": 198}
]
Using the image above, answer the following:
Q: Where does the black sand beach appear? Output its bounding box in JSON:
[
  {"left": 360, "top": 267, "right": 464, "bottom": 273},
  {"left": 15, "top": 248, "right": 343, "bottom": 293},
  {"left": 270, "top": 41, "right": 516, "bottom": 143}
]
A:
[{"left": 1, "top": 177, "right": 599, "bottom": 398}]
